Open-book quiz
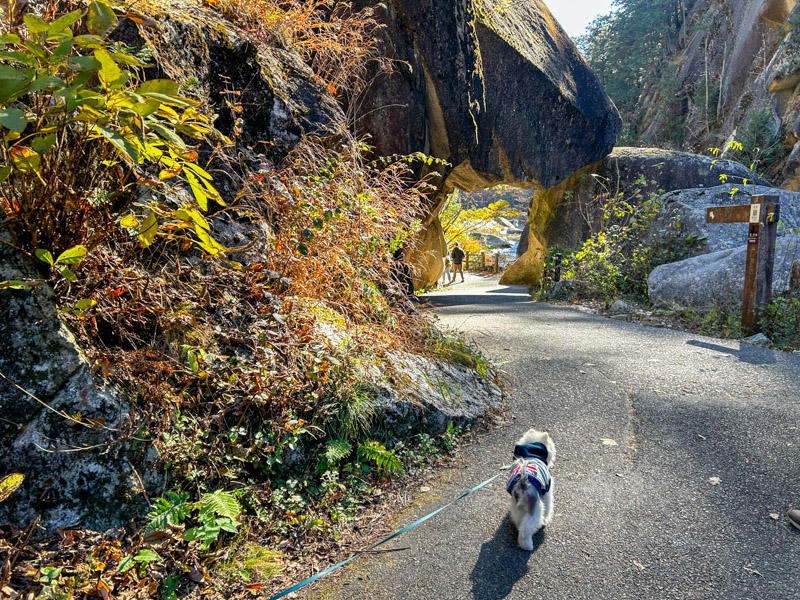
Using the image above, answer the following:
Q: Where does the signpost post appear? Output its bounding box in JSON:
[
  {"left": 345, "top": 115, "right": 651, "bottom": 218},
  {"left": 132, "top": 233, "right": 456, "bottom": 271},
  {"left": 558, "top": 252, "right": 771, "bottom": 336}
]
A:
[{"left": 706, "top": 195, "right": 780, "bottom": 335}]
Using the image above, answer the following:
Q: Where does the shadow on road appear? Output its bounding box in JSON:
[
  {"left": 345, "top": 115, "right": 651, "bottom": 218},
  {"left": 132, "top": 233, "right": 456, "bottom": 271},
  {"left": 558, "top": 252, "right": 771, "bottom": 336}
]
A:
[
  {"left": 424, "top": 294, "right": 530, "bottom": 308},
  {"left": 686, "top": 339, "right": 777, "bottom": 365},
  {"left": 469, "top": 516, "right": 541, "bottom": 600}
]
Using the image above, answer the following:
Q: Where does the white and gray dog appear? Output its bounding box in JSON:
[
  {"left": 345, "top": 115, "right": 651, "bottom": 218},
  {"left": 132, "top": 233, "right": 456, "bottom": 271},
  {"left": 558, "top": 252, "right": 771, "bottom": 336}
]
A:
[{"left": 506, "top": 428, "right": 555, "bottom": 551}]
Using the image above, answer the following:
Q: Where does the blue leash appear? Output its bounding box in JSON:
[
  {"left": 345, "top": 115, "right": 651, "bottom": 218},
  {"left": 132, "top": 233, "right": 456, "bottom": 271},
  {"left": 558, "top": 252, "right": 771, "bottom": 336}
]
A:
[{"left": 267, "top": 472, "right": 501, "bottom": 600}]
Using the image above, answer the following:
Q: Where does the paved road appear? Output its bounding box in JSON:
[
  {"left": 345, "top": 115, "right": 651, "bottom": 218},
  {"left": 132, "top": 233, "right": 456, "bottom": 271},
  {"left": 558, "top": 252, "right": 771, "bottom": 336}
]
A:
[{"left": 310, "top": 273, "right": 800, "bottom": 599}]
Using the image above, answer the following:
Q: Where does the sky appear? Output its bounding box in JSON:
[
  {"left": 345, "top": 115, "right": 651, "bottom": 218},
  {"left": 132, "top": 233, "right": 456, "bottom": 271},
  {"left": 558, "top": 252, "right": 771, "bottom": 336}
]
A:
[{"left": 546, "top": 0, "right": 616, "bottom": 38}]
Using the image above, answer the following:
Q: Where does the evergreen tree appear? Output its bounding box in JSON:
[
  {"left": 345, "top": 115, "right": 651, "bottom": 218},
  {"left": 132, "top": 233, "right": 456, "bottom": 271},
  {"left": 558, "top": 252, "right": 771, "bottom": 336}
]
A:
[{"left": 577, "top": 0, "right": 688, "bottom": 143}]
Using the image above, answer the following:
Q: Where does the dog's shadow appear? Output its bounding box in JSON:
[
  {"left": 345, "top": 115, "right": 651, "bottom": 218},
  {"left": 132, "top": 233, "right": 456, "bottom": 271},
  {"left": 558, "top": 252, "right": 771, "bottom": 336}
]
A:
[{"left": 469, "top": 515, "right": 544, "bottom": 600}]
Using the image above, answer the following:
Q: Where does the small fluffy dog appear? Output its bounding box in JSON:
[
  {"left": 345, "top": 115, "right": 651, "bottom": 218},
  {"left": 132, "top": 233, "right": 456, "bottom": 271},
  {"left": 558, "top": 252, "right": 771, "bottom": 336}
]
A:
[{"left": 506, "top": 428, "right": 555, "bottom": 551}]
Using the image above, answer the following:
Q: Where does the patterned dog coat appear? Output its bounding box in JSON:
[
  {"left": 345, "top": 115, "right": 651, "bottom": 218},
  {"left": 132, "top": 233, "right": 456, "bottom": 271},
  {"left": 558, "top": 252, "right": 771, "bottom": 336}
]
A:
[{"left": 506, "top": 442, "right": 551, "bottom": 495}]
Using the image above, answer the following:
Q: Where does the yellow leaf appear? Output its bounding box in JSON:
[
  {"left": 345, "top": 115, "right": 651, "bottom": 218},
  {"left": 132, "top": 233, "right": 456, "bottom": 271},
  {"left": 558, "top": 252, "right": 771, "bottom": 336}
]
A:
[
  {"left": 184, "top": 161, "right": 213, "bottom": 181},
  {"left": 120, "top": 214, "right": 139, "bottom": 228},
  {"left": 195, "top": 226, "right": 225, "bottom": 256},
  {"left": 0, "top": 473, "right": 24, "bottom": 502},
  {"left": 184, "top": 170, "right": 208, "bottom": 211},
  {"left": 159, "top": 166, "right": 182, "bottom": 180},
  {"left": 9, "top": 146, "right": 41, "bottom": 175},
  {"left": 138, "top": 212, "right": 158, "bottom": 247}
]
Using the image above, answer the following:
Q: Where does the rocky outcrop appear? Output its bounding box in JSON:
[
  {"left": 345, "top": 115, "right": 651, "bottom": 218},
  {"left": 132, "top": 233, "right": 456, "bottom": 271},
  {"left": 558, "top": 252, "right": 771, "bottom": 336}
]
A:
[
  {"left": 635, "top": 0, "right": 800, "bottom": 187},
  {"left": 647, "top": 184, "right": 800, "bottom": 307},
  {"left": 115, "top": 0, "right": 341, "bottom": 169},
  {"left": 355, "top": 0, "right": 621, "bottom": 286},
  {"left": 499, "top": 233, "right": 546, "bottom": 285},
  {"left": 0, "top": 243, "right": 159, "bottom": 530},
  {"left": 373, "top": 353, "right": 504, "bottom": 433},
  {"left": 0, "top": 0, "right": 342, "bottom": 531},
  {"left": 511, "top": 148, "right": 771, "bottom": 283},
  {"left": 543, "top": 148, "right": 772, "bottom": 249}
]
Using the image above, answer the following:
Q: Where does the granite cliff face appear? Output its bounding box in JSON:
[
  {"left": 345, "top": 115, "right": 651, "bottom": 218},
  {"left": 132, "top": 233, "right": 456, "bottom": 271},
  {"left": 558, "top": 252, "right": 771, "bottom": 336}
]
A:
[
  {"left": 354, "top": 0, "right": 621, "bottom": 285},
  {"left": 636, "top": 0, "right": 800, "bottom": 187},
  {"left": 0, "top": 241, "right": 160, "bottom": 529}
]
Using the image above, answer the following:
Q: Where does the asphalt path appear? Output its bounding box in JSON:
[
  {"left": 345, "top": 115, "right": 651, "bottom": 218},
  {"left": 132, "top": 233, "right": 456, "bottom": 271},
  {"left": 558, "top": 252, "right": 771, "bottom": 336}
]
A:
[{"left": 309, "top": 273, "right": 800, "bottom": 600}]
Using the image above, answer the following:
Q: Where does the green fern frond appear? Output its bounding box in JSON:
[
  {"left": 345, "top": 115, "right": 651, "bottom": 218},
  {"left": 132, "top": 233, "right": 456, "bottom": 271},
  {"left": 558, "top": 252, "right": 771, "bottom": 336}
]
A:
[
  {"left": 145, "top": 491, "right": 190, "bottom": 533},
  {"left": 325, "top": 439, "right": 353, "bottom": 463},
  {"left": 357, "top": 440, "right": 403, "bottom": 475},
  {"left": 199, "top": 489, "right": 241, "bottom": 520}
]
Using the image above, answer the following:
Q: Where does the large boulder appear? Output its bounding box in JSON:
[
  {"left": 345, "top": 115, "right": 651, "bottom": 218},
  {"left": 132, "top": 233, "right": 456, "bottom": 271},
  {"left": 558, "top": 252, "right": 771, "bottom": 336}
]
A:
[
  {"left": 653, "top": 184, "right": 800, "bottom": 252},
  {"left": 648, "top": 238, "right": 800, "bottom": 307},
  {"left": 647, "top": 184, "right": 800, "bottom": 307},
  {"left": 355, "top": 0, "right": 621, "bottom": 286},
  {"left": 0, "top": 244, "right": 159, "bottom": 530},
  {"left": 514, "top": 148, "right": 771, "bottom": 282},
  {"left": 499, "top": 233, "right": 546, "bottom": 285}
]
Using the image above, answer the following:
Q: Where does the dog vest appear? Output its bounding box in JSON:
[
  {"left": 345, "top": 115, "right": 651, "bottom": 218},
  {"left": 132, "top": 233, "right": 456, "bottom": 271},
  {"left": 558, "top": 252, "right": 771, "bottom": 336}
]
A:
[{"left": 506, "top": 442, "right": 551, "bottom": 495}]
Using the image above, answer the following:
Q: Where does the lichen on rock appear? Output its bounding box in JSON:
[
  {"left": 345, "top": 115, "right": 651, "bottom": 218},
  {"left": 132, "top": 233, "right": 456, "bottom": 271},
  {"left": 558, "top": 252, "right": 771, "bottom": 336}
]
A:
[{"left": 0, "top": 242, "right": 159, "bottom": 530}]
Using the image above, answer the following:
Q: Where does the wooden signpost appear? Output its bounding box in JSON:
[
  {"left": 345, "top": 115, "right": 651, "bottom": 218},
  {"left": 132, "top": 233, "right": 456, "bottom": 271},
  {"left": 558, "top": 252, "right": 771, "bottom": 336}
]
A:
[{"left": 706, "top": 195, "right": 780, "bottom": 335}]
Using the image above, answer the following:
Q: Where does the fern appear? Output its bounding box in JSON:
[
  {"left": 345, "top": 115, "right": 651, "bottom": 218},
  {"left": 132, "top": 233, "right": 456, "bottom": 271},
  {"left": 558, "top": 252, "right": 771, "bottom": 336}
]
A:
[
  {"left": 357, "top": 440, "right": 403, "bottom": 475},
  {"left": 198, "top": 490, "right": 242, "bottom": 520},
  {"left": 145, "top": 491, "right": 190, "bottom": 533},
  {"left": 325, "top": 439, "right": 353, "bottom": 463}
]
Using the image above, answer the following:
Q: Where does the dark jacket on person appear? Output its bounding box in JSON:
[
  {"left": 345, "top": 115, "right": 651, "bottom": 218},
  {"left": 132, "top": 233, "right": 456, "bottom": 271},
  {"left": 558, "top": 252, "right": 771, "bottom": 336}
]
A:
[{"left": 451, "top": 247, "right": 465, "bottom": 265}]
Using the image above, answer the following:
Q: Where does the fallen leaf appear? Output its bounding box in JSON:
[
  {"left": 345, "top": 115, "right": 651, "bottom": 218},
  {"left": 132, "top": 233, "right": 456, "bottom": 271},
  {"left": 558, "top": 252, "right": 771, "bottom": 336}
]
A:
[
  {"left": 188, "top": 568, "right": 204, "bottom": 583},
  {"left": 743, "top": 564, "right": 763, "bottom": 577},
  {"left": 600, "top": 438, "right": 617, "bottom": 446},
  {"left": 708, "top": 476, "right": 721, "bottom": 486},
  {"left": 769, "top": 513, "right": 779, "bottom": 520},
  {"left": 96, "top": 580, "right": 111, "bottom": 600},
  {"left": 2, "top": 586, "right": 20, "bottom": 600},
  {"left": 632, "top": 560, "right": 645, "bottom": 571}
]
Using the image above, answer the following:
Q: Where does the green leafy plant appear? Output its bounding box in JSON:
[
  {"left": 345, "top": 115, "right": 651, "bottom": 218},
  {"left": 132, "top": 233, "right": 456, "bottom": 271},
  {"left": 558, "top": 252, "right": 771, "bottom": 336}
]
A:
[
  {"left": 144, "top": 491, "right": 190, "bottom": 534},
  {"left": 34, "top": 244, "right": 86, "bottom": 282},
  {"left": 115, "top": 548, "right": 161, "bottom": 575},
  {"left": 324, "top": 438, "right": 353, "bottom": 463},
  {"left": 440, "top": 421, "right": 463, "bottom": 452},
  {"left": 183, "top": 506, "right": 239, "bottom": 551},
  {"left": 145, "top": 489, "right": 241, "bottom": 551},
  {"left": 357, "top": 440, "right": 402, "bottom": 475},
  {"left": 559, "top": 177, "right": 699, "bottom": 302},
  {"left": 0, "top": 1, "right": 227, "bottom": 258},
  {"left": 761, "top": 295, "right": 800, "bottom": 350}
]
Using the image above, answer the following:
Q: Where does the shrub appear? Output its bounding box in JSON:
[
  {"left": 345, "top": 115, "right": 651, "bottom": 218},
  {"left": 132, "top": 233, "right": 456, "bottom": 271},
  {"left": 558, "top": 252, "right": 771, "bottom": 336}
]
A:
[
  {"left": 0, "top": 2, "right": 225, "bottom": 258},
  {"left": 761, "top": 295, "right": 800, "bottom": 349},
  {"left": 561, "top": 177, "right": 706, "bottom": 302}
]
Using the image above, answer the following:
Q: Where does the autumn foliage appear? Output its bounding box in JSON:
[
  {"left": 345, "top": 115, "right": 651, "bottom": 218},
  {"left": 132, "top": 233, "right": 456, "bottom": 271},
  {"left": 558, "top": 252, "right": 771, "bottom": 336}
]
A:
[{"left": 1, "top": 1, "right": 438, "bottom": 597}]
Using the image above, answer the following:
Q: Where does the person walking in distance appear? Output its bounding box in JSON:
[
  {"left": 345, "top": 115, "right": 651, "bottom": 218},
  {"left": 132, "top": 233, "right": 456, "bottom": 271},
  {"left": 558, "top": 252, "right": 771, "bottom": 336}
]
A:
[{"left": 451, "top": 242, "right": 465, "bottom": 283}]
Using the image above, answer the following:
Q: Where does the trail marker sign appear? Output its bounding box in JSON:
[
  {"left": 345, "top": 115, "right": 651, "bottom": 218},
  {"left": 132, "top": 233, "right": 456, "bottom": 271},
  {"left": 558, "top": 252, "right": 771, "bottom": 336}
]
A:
[{"left": 706, "top": 195, "right": 780, "bottom": 335}]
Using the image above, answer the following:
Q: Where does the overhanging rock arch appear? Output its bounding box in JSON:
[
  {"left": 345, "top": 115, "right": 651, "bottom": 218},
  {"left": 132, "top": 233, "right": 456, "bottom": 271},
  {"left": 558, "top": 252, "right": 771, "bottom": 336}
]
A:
[{"left": 354, "top": 0, "right": 621, "bottom": 286}]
